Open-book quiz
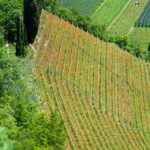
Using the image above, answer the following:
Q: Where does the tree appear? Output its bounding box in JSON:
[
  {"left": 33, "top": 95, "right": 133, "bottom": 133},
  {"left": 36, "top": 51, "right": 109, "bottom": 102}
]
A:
[
  {"left": 24, "top": 0, "right": 43, "bottom": 44},
  {"left": 43, "top": 0, "right": 58, "bottom": 12},
  {"left": 16, "top": 16, "right": 26, "bottom": 57},
  {"left": 148, "top": 43, "right": 150, "bottom": 51},
  {"left": 0, "top": 0, "right": 22, "bottom": 43}
]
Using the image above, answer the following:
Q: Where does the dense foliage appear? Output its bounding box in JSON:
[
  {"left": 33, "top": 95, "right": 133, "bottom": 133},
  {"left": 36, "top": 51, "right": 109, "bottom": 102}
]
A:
[
  {"left": 0, "top": 0, "right": 22, "bottom": 43},
  {"left": 0, "top": 46, "right": 66, "bottom": 149}
]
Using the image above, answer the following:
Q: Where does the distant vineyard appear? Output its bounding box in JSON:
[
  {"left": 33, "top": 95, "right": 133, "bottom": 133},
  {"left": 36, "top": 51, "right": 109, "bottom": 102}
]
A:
[
  {"left": 135, "top": 1, "right": 150, "bottom": 27},
  {"left": 107, "top": 0, "right": 150, "bottom": 51},
  {"left": 33, "top": 11, "right": 150, "bottom": 149},
  {"left": 91, "top": 0, "right": 128, "bottom": 27},
  {"left": 59, "top": 0, "right": 103, "bottom": 16}
]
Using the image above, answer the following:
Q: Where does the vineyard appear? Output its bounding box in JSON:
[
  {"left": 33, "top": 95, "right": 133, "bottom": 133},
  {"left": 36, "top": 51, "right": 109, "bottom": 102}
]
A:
[
  {"left": 90, "top": 0, "right": 128, "bottom": 27},
  {"left": 32, "top": 11, "right": 150, "bottom": 149},
  {"left": 135, "top": 0, "right": 150, "bottom": 27},
  {"left": 106, "top": 0, "right": 150, "bottom": 51},
  {"left": 107, "top": 0, "right": 147, "bottom": 33},
  {"left": 59, "top": 0, "right": 103, "bottom": 16}
]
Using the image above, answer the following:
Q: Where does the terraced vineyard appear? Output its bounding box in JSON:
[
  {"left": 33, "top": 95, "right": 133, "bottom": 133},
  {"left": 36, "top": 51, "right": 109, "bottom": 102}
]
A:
[
  {"left": 33, "top": 11, "right": 150, "bottom": 149},
  {"left": 135, "top": 0, "right": 150, "bottom": 27},
  {"left": 59, "top": 0, "right": 102, "bottom": 16},
  {"left": 90, "top": 0, "right": 128, "bottom": 27}
]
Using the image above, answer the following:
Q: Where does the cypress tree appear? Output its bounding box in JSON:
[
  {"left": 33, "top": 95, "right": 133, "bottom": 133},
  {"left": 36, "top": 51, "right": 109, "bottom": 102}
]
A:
[
  {"left": 16, "top": 16, "right": 26, "bottom": 57},
  {"left": 16, "top": 16, "right": 21, "bottom": 56},
  {"left": 24, "top": 0, "right": 42, "bottom": 44},
  {"left": 21, "top": 19, "right": 27, "bottom": 57},
  {"left": 148, "top": 43, "right": 150, "bottom": 51}
]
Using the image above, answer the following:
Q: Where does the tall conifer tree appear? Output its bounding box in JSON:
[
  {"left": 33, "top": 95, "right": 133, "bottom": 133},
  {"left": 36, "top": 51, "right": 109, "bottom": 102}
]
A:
[
  {"left": 24, "top": 0, "right": 42, "bottom": 44},
  {"left": 16, "top": 16, "right": 26, "bottom": 57},
  {"left": 16, "top": 16, "right": 21, "bottom": 56},
  {"left": 148, "top": 43, "right": 150, "bottom": 51}
]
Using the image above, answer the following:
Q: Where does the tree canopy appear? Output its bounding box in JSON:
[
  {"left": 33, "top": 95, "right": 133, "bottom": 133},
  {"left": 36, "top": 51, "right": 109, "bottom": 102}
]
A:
[{"left": 0, "top": 0, "right": 22, "bottom": 42}]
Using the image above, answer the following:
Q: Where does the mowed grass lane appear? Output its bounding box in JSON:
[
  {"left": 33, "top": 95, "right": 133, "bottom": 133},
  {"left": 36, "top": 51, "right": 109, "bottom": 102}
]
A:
[{"left": 33, "top": 11, "right": 150, "bottom": 149}]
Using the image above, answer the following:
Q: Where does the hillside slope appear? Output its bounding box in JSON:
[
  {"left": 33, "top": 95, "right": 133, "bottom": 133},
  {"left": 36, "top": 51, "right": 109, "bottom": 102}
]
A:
[{"left": 33, "top": 11, "right": 150, "bottom": 149}]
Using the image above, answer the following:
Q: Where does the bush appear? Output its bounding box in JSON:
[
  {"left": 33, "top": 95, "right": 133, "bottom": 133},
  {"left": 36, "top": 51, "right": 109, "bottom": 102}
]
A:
[
  {"left": 0, "top": 46, "right": 66, "bottom": 149},
  {"left": 131, "top": 47, "right": 141, "bottom": 57},
  {"left": 0, "top": 126, "right": 16, "bottom": 150},
  {"left": 115, "top": 34, "right": 128, "bottom": 49}
]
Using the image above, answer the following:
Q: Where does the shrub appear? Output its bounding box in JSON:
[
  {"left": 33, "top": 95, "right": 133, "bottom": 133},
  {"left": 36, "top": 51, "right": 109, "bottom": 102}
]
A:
[
  {"left": 131, "top": 47, "right": 141, "bottom": 57},
  {"left": 0, "top": 46, "right": 66, "bottom": 149},
  {"left": 115, "top": 34, "right": 128, "bottom": 49}
]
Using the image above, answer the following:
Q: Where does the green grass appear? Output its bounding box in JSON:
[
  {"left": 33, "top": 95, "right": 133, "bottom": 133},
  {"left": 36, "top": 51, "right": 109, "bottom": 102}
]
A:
[
  {"left": 90, "top": 0, "right": 128, "bottom": 27},
  {"left": 129, "top": 27, "right": 150, "bottom": 51}
]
